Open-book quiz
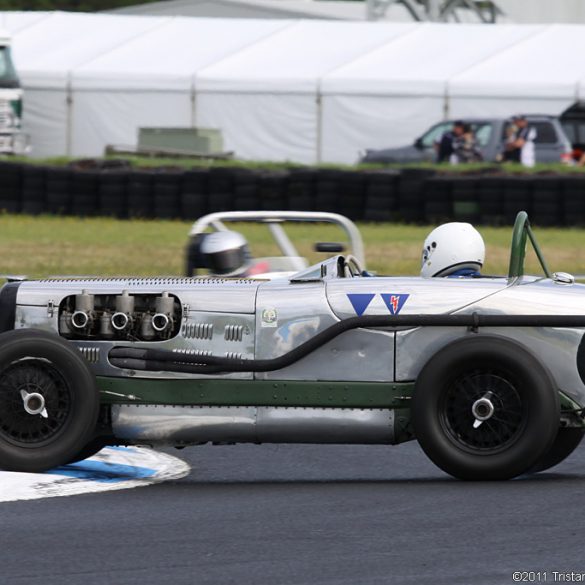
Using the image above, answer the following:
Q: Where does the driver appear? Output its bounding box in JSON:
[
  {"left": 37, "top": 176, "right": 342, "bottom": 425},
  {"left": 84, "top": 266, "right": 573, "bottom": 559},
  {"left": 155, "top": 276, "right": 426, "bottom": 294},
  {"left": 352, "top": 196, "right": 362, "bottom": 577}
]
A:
[
  {"left": 420, "top": 222, "right": 485, "bottom": 278},
  {"left": 198, "top": 230, "right": 253, "bottom": 277}
]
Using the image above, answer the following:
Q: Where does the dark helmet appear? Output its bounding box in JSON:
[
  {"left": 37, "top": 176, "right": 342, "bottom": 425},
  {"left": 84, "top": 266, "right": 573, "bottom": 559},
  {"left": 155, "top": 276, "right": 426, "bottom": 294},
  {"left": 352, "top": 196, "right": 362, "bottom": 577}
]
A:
[{"left": 199, "top": 230, "right": 251, "bottom": 276}]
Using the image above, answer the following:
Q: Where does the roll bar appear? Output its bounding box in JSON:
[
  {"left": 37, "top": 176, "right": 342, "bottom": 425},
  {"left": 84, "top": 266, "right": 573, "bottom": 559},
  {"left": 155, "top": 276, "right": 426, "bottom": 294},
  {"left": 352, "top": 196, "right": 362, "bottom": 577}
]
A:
[
  {"left": 508, "top": 211, "right": 552, "bottom": 280},
  {"left": 188, "top": 211, "right": 366, "bottom": 268}
]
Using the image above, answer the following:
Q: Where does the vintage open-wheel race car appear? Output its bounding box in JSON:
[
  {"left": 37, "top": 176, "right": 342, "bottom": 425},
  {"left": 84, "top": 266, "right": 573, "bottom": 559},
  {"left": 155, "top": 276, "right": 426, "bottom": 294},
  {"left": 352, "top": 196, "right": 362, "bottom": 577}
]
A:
[{"left": 0, "top": 211, "right": 584, "bottom": 480}]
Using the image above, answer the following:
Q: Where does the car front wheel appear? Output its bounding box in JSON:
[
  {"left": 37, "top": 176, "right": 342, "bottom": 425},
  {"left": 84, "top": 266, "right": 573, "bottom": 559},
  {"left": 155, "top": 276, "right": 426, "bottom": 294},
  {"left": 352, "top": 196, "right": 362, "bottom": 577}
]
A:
[{"left": 412, "top": 336, "right": 560, "bottom": 480}]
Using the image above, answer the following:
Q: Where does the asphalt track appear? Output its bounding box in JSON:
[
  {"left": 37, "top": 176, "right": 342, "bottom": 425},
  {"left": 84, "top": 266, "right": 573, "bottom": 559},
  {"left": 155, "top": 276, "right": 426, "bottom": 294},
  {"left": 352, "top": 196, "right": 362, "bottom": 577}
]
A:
[{"left": 1, "top": 441, "right": 585, "bottom": 585}]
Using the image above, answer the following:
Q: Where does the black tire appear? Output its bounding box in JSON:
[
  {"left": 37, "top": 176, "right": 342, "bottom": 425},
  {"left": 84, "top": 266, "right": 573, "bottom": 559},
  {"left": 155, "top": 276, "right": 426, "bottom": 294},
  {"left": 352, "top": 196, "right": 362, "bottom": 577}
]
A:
[
  {"left": 66, "top": 436, "right": 112, "bottom": 465},
  {"left": 412, "top": 336, "right": 560, "bottom": 480},
  {"left": 0, "top": 330, "right": 100, "bottom": 472},
  {"left": 530, "top": 427, "right": 585, "bottom": 473}
]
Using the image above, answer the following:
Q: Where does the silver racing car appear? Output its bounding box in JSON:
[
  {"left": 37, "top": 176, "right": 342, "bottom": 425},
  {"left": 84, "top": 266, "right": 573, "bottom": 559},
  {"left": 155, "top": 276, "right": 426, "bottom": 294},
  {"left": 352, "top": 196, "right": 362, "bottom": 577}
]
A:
[{"left": 0, "top": 211, "right": 584, "bottom": 480}]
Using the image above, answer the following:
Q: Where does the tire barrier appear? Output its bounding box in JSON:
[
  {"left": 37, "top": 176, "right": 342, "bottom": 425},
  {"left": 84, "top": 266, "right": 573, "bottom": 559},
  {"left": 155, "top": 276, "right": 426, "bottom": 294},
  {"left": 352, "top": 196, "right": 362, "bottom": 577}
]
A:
[{"left": 2, "top": 160, "right": 585, "bottom": 226}]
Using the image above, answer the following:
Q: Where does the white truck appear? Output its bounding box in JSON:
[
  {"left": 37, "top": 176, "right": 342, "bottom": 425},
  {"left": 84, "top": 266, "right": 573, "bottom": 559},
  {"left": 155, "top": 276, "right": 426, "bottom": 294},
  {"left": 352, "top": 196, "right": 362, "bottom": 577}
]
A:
[{"left": 0, "top": 29, "right": 27, "bottom": 155}]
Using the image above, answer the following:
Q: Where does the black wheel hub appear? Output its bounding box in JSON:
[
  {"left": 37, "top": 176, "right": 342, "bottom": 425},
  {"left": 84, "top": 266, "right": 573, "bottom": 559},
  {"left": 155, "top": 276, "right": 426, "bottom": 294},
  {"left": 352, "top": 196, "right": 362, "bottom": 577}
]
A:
[
  {"left": 441, "top": 370, "right": 526, "bottom": 453},
  {"left": 0, "top": 360, "right": 72, "bottom": 446}
]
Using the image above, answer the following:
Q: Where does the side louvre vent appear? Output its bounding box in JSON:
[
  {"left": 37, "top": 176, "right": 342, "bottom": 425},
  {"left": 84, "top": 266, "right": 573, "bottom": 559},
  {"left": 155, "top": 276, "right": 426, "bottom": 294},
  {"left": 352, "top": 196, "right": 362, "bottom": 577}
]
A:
[
  {"left": 182, "top": 323, "right": 214, "bottom": 340},
  {"left": 78, "top": 347, "right": 100, "bottom": 363},
  {"left": 173, "top": 349, "right": 213, "bottom": 357},
  {"left": 172, "top": 348, "right": 213, "bottom": 364},
  {"left": 224, "top": 324, "right": 244, "bottom": 342}
]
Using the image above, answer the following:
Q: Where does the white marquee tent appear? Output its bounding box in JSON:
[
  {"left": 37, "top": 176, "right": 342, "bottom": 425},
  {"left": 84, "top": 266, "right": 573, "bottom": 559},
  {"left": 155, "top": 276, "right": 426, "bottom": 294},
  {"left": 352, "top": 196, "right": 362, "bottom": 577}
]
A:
[{"left": 2, "top": 11, "right": 585, "bottom": 162}]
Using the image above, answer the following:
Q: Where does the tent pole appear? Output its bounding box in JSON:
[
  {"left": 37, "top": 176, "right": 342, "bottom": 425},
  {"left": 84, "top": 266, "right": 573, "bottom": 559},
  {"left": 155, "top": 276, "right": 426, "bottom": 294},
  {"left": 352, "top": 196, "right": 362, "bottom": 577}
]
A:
[
  {"left": 428, "top": 0, "right": 442, "bottom": 21},
  {"left": 66, "top": 73, "right": 73, "bottom": 157},
  {"left": 316, "top": 89, "right": 322, "bottom": 164},
  {"left": 191, "top": 76, "right": 197, "bottom": 128},
  {"left": 443, "top": 90, "right": 450, "bottom": 120},
  {"left": 366, "top": 0, "right": 377, "bottom": 20}
]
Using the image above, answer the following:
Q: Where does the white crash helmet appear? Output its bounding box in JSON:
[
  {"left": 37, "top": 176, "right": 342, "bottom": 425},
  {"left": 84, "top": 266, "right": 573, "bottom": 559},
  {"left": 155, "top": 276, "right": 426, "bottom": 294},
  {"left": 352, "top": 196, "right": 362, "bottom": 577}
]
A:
[
  {"left": 420, "top": 222, "right": 485, "bottom": 278},
  {"left": 200, "top": 230, "right": 251, "bottom": 276}
]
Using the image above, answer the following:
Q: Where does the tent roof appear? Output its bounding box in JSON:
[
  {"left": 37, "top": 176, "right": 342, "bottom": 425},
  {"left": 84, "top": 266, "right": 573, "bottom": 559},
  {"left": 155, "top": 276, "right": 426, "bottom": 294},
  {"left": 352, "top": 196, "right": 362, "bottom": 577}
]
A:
[
  {"left": 0, "top": 11, "right": 50, "bottom": 34},
  {"left": 73, "top": 17, "right": 291, "bottom": 90},
  {"left": 3, "top": 11, "right": 585, "bottom": 103},
  {"left": 196, "top": 20, "right": 417, "bottom": 93},
  {"left": 321, "top": 23, "right": 544, "bottom": 96},
  {"left": 9, "top": 12, "right": 167, "bottom": 88},
  {"left": 450, "top": 24, "right": 585, "bottom": 99}
]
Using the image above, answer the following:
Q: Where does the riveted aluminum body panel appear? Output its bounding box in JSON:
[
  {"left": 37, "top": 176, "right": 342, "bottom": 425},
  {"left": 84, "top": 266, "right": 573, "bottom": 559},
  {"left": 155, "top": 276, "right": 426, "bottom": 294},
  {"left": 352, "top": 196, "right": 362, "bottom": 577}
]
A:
[
  {"left": 257, "top": 407, "right": 394, "bottom": 444},
  {"left": 15, "top": 305, "right": 256, "bottom": 381},
  {"left": 76, "top": 310, "right": 255, "bottom": 380},
  {"left": 112, "top": 404, "right": 395, "bottom": 445},
  {"left": 112, "top": 405, "right": 258, "bottom": 444},
  {"left": 14, "top": 305, "right": 59, "bottom": 333},
  {"left": 15, "top": 277, "right": 260, "bottom": 314},
  {"left": 326, "top": 277, "right": 510, "bottom": 319},
  {"left": 14, "top": 278, "right": 259, "bottom": 380},
  {"left": 254, "top": 280, "right": 394, "bottom": 381},
  {"left": 259, "top": 328, "right": 394, "bottom": 382}
]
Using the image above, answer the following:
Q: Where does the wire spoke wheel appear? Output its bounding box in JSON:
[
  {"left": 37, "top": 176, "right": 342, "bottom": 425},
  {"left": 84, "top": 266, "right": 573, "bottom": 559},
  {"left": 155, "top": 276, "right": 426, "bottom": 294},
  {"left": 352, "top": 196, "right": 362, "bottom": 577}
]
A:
[
  {"left": 442, "top": 371, "right": 525, "bottom": 453},
  {"left": 413, "top": 336, "right": 560, "bottom": 480},
  {"left": 0, "top": 330, "right": 100, "bottom": 473},
  {"left": 0, "top": 360, "right": 72, "bottom": 446}
]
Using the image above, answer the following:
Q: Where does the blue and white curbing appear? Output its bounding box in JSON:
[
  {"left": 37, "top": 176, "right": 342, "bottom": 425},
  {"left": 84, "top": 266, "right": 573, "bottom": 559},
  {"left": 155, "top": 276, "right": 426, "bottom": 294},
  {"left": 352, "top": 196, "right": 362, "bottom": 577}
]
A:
[{"left": 0, "top": 447, "right": 190, "bottom": 502}]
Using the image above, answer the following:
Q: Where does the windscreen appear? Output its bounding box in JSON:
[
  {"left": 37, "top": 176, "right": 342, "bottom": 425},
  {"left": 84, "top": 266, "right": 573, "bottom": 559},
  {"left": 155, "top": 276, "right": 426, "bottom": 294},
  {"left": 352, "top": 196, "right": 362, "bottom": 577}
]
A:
[{"left": 0, "top": 46, "right": 20, "bottom": 88}]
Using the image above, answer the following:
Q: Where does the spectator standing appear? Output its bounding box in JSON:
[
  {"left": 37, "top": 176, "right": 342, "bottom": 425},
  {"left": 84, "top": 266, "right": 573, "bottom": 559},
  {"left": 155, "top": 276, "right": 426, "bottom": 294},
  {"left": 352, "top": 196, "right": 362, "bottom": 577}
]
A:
[
  {"left": 504, "top": 115, "right": 537, "bottom": 167},
  {"left": 453, "top": 123, "right": 483, "bottom": 163},
  {"left": 500, "top": 121, "right": 518, "bottom": 162},
  {"left": 436, "top": 120, "right": 465, "bottom": 163}
]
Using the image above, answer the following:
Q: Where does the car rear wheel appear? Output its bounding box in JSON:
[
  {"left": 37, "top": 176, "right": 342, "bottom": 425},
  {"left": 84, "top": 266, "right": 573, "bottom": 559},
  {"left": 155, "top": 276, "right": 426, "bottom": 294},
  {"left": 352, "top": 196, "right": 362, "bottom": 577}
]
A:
[
  {"left": 530, "top": 427, "right": 585, "bottom": 473},
  {"left": 0, "top": 329, "right": 100, "bottom": 472},
  {"left": 412, "top": 336, "right": 560, "bottom": 480}
]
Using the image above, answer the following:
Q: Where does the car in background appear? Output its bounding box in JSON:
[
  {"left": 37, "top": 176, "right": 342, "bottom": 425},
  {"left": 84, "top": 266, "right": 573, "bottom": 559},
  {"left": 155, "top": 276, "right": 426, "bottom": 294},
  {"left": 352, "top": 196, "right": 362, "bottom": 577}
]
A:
[
  {"left": 560, "top": 103, "right": 585, "bottom": 162},
  {"left": 184, "top": 211, "right": 366, "bottom": 279},
  {"left": 360, "top": 115, "right": 572, "bottom": 165}
]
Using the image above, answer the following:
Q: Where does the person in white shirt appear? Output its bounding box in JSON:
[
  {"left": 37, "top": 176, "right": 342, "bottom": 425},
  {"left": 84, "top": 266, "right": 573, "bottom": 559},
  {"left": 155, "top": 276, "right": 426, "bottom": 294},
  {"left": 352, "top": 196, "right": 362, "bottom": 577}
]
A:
[{"left": 506, "top": 115, "right": 537, "bottom": 167}]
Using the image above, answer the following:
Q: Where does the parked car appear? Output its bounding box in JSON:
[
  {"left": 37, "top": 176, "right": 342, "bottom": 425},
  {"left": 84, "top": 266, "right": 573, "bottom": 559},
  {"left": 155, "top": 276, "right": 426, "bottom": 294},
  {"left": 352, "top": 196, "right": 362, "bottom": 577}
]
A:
[
  {"left": 560, "top": 102, "right": 585, "bottom": 161},
  {"left": 0, "top": 212, "right": 584, "bottom": 480},
  {"left": 361, "top": 115, "right": 572, "bottom": 164}
]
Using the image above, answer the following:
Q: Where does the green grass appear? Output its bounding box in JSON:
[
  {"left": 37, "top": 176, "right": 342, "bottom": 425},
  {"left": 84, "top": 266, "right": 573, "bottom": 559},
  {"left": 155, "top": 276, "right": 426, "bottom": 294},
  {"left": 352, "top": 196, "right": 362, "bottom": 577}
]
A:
[
  {"left": 3, "top": 154, "right": 585, "bottom": 175},
  {"left": 1, "top": 214, "right": 584, "bottom": 279}
]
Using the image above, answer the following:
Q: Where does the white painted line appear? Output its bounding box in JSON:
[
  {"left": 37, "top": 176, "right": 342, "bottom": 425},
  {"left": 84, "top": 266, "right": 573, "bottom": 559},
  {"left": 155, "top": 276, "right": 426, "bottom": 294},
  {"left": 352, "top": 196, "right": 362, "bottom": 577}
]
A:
[{"left": 0, "top": 447, "right": 190, "bottom": 503}]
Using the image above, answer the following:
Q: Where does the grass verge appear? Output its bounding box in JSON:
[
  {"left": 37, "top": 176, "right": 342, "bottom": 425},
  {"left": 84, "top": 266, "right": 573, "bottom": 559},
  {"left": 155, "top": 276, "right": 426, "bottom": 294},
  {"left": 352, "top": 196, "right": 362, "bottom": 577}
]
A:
[
  {"left": 3, "top": 155, "right": 585, "bottom": 175},
  {"left": 1, "top": 214, "right": 583, "bottom": 279}
]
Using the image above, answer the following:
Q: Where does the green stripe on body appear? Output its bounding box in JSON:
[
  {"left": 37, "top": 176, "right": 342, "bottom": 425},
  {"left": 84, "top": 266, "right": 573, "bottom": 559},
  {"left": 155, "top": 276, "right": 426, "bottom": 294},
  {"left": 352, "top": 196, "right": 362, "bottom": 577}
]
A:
[{"left": 97, "top": 376, "right": 414, "bottom": 409}]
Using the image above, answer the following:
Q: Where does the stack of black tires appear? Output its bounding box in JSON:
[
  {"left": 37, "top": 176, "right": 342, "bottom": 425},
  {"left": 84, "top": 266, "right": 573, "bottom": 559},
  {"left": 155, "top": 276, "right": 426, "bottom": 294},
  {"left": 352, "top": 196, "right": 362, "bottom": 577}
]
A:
[{"left": 1, "top": 160, "right": 585, "bottom": 226}]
